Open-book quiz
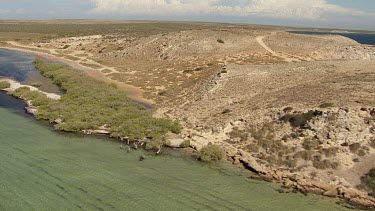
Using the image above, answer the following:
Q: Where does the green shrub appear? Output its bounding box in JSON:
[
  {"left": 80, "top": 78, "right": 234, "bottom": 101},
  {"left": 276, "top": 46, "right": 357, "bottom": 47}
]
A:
[
  {"left": 319, "top": 102, "right": 335, "bottom": 108},
  {"left": 282, "top": 110, "right": 322, "bottom": 128},
  {"left": 180, "top": 140, "right": 191, "bottom": 148},
  {"left": 289, "top": 111, "right": 314, "bottom": 127},
  {"left": 101, "top": 69, "right": 112, "bottom": 74},
  {"left": 358, "top": 149, "right": 366, "bottom": 157},
  {"left": 0, "top": 81, "right": 10, "bottom": 89},
  {"left": 229, "top": 128, "right": 248, "bottom": 141},
  {"left": 322, "top": 147, "right": 339, "bottom": 157},
  {"left": 370, "top": 139, "right": 375, "bottom": 149},
  {"left": 349, "top": 143, "right": 361, "bottom": 153},
  {"left": 302, "top": 139, "right": 320, "bottom": 150},
  {"left": 199, "top": 144, "right": 225, "bottom": 162},
  {"left": 293, "top": 150, "right": 314, "bottom": 160},
  {"left": 183, "top": 69, "right": 193, "bottom": 74},
  {"left": 360, "top": 168, "right": 375, "bottom": 197},
  {"left": 313, "top": 159, "right": 338, "bottom": 170},
  {"left": 31, "top": 82, "right": 43, "bottom": 87},
  {"left": 283, "top": 107, "right": 293, "bottom": 112},
  {"left": 217, "top": 39, "right": 225, "bottom": 44},
  {"left": 26, "top": 59, "right": 182, "bottom": 142}
]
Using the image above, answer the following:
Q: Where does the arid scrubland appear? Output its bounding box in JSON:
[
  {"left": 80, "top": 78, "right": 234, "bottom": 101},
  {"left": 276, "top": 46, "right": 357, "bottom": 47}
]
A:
[{"left": 1, "top": 20, "right": 374, "bottom": 208}]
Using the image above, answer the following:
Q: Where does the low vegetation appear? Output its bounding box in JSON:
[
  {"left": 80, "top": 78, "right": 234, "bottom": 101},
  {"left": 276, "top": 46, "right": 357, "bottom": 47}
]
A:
[
  {"left": 0, "top": 81, "right": 10, "bottom": 89},
  {"left": 217, "top": 39, "right": 225, "bottom": 44},
  {"left": 319, "top": 102, "right": 335, "bottom": 108},
  {"left": 199, "top": 144, "right": 225, "bottom": 162},
  {"left": 280, "top": 110, "right": 322, "bottom": 128},
  {"left": 14, "top": 59, "right": 181, "bottom": 150},
  {"left": 359, "top": 168, "right": 375, "bottom": 197}
]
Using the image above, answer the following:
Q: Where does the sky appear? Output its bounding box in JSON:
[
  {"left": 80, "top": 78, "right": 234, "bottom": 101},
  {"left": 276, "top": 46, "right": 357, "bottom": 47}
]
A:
[{"left": 0, "top": 0, "right": 374, "bottom": 31}]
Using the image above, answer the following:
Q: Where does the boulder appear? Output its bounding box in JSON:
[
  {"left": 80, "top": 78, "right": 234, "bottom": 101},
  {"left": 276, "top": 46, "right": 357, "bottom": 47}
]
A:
[
  {"left": 166, "top": 138, "right": 186, "bottom": 148},
  {"left": 323, "top": 188, "right": 338, "bottom": 197}
]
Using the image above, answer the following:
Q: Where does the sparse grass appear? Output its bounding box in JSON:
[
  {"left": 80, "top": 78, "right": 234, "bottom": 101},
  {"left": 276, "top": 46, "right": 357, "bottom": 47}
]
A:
[{"left": 0, "top": 81, "right": 10, "bottom": 89}]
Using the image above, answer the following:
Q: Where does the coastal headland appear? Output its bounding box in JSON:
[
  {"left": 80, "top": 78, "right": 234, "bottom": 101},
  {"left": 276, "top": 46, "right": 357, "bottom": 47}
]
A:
[{"left": 0, "top": 20, "right": 374, "bottom": 209}]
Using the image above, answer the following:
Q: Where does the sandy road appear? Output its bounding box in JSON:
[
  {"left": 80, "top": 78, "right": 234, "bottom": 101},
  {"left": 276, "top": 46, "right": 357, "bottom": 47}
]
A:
[{"left": 256, "top": 34, "right": 300, "bottom": 63}]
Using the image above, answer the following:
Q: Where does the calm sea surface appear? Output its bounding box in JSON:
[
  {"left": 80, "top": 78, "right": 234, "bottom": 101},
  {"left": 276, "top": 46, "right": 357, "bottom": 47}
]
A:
[{"left": 0, "top": 49, "right": 352, "bottom": 210}]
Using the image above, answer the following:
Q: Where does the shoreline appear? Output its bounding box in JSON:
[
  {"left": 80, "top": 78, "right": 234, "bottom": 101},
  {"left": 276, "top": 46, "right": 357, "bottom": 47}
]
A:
[
  {"left": 0, "top": 45, "right": 154, "bottom": 108},
  {"left": 1, "top": 39, "right": 374, "bottom": 210}
]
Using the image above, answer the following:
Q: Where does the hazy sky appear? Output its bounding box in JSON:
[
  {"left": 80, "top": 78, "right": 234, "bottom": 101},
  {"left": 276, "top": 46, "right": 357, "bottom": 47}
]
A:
[{"left": 1, "top": 0, "right": 374, "bottom": 30}]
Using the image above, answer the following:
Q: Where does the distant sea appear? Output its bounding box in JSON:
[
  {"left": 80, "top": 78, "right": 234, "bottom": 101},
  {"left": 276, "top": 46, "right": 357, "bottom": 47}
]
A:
[{"left": 288, "top": 31, "right": 375, "bottom": 45}]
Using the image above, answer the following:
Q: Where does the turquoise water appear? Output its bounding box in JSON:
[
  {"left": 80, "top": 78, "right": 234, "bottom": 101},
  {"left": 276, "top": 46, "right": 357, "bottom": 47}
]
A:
[
  {"left": 0, "top": 49, "right": 353, "bottom": 210},
  {"left": 288, "top": 31, "right": 375, "bottom": 46}
]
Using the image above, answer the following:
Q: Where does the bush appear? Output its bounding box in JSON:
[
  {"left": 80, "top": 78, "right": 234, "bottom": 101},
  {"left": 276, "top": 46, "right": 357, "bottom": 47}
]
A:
[
  {"left": 370, "top": 139, "right": 375, "bottom": 149},
  {"left": 26, "top": 59, "right": 182, "bottom": 142},
  {"left": 217, "top": 39, "right": 225, "bottom": 44},
  {"left": 283, "top": 107, "right": 293, "bottom": 112},
  {"left": 0, "top": 81, "right": 10, "bottom": 89},
  {"left": 360, "top": 168, "right": 375, "bottom": 197},
  {"left": 322, "top": 147, "right": 339, "bottom": 157},
  {"left": 282, "top": 110, "right": 322, "bottom": 128},
  {"left": 358, "top": 149, "right": 366, "bottom": 157},
  {"left": 31, "top": 82, "right": 43, "bottom": 87},
  {"left": 349, "top": 143, "right": 361, "bottom": 153},
  {"left": 313, "top": 159, "right": 339, "bottom": 170},
  {"left": 229, "top": 128, "right": 248, "bottom": 141},
  {"left": 293, "top": 150, "right": 314, "bottom": 161},
  {"left": 289, "top": 111, "right": 314, "bottom": 127},
  {"left": 199, "top": 144, "right": 225, "bottom": 162},
  {"left": 302, "top": 139, "right": 320, "bottom": 150},
  {"left": 180, "top": 140, "right": 191, "bottom": 148},
  {"left": 319, "top": 102, "right": 335, "bottom": 108}
]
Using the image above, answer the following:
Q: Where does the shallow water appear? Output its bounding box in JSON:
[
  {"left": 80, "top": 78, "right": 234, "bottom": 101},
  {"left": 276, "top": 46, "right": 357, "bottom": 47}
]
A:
[
  {"left": 0, "top": 93, "right": 351, "bottom": 210},
  {"left": 288, "top": 31, "right": 375, "bottom": 45},
  {"left": 0, "top": 49, "right": 61, "bottom": 94},
  {"left": 0, "top": 48, "right": 353, "bottom": 210}
]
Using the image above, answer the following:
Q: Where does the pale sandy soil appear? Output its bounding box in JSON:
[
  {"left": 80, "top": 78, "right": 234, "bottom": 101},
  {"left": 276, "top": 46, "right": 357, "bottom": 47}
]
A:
[{"left": 0, "top": 78, "right": 60, "bottom": 100}]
